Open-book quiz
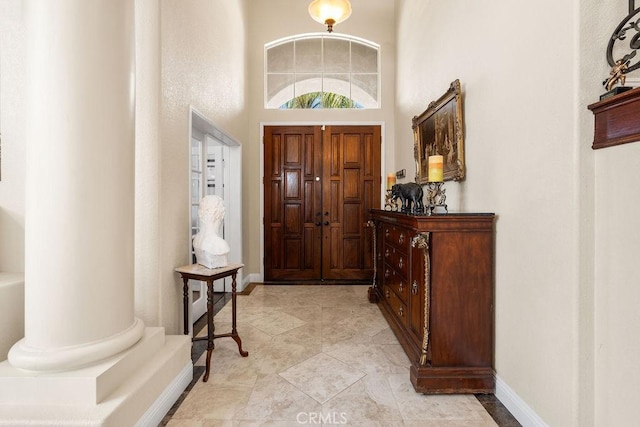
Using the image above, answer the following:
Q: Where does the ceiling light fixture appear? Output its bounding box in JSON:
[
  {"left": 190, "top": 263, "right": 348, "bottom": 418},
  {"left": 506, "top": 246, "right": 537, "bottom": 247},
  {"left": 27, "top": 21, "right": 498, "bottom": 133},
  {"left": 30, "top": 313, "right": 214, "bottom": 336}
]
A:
[{"left": 308, "top": 0, "right": 352, "bottom": 33}]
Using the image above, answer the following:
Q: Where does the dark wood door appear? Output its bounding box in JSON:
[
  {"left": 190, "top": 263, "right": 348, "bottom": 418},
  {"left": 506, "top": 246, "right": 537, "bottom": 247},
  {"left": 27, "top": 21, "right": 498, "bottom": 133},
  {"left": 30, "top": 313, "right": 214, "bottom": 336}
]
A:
[
  {"left": 321, "top": 125, "right": 381, "bottom": 280},
  {"left": 264, "top": 126, "right": 322, "bottom": 280},
  {"left": 264, "top": 125, "right": 381, "bottom": 281}
]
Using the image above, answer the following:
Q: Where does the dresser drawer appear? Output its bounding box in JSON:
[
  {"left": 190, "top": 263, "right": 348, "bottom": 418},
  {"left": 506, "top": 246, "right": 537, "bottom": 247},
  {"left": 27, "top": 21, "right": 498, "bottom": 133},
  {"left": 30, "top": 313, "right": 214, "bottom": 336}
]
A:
[
  {"left": 383, "top": 245, "right": 408, "bottom": 279},
  {"left": 383, "top": 285, "right": 408, "bottom": 328},
  {"left": 383, "top": 263, "right": 409, "bottom": 303},
  {"left": 383, "top": 225, "right": 409, "bottom": 252}
]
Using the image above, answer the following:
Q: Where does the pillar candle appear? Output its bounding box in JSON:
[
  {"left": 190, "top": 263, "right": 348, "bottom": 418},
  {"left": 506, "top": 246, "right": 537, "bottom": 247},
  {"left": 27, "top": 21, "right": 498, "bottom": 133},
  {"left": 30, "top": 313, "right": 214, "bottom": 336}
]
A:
[
  {"left": 386, "top": 173, "right": 396, "bottom": 190},
  {"left": 428, "top": 155, "right": 444, "bottom": 182}
]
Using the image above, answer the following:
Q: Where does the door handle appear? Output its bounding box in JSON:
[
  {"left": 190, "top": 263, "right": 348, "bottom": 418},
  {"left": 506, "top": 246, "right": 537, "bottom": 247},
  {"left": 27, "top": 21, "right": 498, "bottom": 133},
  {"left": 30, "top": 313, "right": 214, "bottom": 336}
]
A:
[{"left": 324, "top": 221, "right": 329, "bottom": 226}]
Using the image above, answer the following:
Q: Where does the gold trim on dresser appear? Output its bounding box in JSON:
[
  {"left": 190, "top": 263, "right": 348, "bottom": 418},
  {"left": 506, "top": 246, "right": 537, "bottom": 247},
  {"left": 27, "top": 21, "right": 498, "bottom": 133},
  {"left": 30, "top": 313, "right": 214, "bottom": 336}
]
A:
[
  {"left": 366, "top": 220, "right": 378, "bottom": 303},
  {"left": 411, "top": 232, "right": 431, "bottom": 366}
]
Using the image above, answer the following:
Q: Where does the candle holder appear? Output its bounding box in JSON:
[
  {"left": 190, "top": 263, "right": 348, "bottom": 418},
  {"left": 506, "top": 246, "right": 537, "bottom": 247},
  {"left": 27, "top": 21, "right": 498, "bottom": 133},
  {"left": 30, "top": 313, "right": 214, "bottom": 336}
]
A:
[
  {"left": 384, "top": 189, "right": 399, "bottom": 211},
  {"left": 425, "top": 182, "right": 448, "bottom": 215}
]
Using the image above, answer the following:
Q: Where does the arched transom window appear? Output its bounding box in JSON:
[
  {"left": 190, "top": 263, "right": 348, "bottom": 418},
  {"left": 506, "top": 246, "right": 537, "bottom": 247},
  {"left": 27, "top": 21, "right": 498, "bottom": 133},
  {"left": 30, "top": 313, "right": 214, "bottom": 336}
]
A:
[{"left": 265, "top": 33, "right": 380, "bottom": 109}]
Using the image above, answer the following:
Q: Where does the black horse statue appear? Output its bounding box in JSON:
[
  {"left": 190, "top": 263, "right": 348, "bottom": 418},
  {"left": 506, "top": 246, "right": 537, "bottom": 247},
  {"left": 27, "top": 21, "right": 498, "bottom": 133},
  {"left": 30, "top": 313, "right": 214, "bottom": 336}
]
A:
[{"left": 391, "top": 183, "right": 424, "bottom": 214}]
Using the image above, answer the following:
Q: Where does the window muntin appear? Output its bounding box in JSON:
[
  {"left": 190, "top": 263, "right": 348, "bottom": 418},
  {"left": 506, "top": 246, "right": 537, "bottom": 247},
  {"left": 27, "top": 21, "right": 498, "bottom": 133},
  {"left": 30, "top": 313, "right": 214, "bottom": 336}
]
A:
[{"left": 265, "top": 33, "right": 380, "bottom": 109}]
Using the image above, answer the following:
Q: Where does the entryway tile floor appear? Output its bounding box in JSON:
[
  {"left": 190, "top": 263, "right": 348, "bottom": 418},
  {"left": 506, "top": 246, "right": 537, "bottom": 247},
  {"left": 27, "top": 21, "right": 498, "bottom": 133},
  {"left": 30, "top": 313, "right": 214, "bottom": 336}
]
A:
[{"left": 162, "top": 284, "right": 521, "bottom": 426}]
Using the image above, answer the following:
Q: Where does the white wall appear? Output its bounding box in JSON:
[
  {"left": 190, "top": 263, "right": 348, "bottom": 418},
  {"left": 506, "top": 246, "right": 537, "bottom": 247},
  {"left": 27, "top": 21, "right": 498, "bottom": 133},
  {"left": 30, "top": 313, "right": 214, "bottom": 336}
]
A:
[
  {"left": 593, "top": 144, "right": 640, "bottom": 425},
  {"left": 0, "top": 1, "right": 25, "bottom": 273},
  {"left": 579, "top": 2, "right": 640, "bottom": 424},
  {"left": 396, "top": 0, "right": 640, "bottom": 426},
  {"left": 0, "top": 2, "right": 28, "bottom": 369},
  {"left": 155, "top": 0, "right": 249, "bottom": 333},
  {"left": 245, "top": 0, "right": 397, "bottom": 279},
  {"left": 395, "top": 0, "right": 579, "bottom": 425}
]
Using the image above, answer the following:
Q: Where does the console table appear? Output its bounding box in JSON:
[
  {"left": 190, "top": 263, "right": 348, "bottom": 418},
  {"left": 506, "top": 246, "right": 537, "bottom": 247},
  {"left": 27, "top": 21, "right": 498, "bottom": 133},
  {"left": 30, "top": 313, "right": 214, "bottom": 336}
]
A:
[
  {"left": 174, "top": 263, "right": 248, "bottom": 382},
  {"left": 369, "top": 210, "right": 495, "bottom": 394}
]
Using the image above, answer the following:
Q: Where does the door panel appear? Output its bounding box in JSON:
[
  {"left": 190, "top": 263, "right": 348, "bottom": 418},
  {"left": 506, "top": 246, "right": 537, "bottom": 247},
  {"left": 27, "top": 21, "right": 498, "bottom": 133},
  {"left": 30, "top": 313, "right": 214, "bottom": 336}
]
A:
[
  {"left": 321, "top": 125, "right": 381, "bottom": 280},
  {"left": 264, "top": 126, "right": 322, "bottom": 280},
  {"left": 264, "top": 125, "right": 380, "bottom": 282}
]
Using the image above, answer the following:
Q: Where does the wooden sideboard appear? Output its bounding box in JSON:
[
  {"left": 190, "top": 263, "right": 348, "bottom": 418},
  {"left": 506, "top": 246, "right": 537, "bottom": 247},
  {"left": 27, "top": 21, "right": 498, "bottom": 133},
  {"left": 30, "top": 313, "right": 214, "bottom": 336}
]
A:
[{"left": 368, "top": 210, "right": 495, "bottom": 394}]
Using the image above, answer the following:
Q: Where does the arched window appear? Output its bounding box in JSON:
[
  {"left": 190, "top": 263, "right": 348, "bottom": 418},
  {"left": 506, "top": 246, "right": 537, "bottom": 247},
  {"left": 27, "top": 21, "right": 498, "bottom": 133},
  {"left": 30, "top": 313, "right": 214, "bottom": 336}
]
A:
[{"left": 265, "top": 33, "right": 380, "bottom": 109}]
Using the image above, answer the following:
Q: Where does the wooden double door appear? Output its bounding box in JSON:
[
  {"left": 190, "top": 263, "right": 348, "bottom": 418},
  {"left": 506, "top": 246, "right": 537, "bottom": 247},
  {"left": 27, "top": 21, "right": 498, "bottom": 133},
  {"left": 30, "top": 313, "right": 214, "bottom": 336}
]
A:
[{"left": 264, "top": 125, "right": 381, "bottom": 282}]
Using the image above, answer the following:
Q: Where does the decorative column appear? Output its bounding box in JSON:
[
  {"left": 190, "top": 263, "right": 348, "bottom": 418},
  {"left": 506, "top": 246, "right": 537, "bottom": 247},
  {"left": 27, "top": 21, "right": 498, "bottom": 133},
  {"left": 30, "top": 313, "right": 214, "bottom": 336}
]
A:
[{"left": 9, "top": 0, "right": 144, "bottom": 371}]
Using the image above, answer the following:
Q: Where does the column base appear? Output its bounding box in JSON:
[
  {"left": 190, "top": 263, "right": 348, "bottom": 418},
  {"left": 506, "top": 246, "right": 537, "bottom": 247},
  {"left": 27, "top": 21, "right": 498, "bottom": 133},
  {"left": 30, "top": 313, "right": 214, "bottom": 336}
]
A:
[
  {"left": 0, "top": 327, "right": 192, "bottom": 426},
  {"left": 8, "top": 317, "right": 146, "bottom": 372}
]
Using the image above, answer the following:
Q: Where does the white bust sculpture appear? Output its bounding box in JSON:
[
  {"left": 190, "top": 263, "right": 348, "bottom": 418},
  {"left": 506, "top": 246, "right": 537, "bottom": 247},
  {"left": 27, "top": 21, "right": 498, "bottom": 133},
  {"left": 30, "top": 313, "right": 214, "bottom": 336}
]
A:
[{"left": 193, "top": 195, "right": 230, "bottom": 269}]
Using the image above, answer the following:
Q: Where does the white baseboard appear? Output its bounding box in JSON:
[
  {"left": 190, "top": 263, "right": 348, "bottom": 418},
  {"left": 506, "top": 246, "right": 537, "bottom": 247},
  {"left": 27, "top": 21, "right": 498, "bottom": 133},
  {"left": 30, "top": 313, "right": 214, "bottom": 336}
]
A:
[
  {"left": 495, "top": 375, "right": 548, "bottom": 427},
  {"left": 135, "top": 361, "right": 193, "bottom": 427},
  {"left": 242, "top": 273, "right": 261, "bottom": 290}
]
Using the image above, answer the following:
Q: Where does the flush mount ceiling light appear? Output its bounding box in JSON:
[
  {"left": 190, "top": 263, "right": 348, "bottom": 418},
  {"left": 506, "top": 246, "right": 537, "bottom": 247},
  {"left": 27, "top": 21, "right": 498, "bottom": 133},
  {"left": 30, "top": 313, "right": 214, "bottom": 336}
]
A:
[{"left": 308, "top": 0, "right": 352, "bottom": 33}]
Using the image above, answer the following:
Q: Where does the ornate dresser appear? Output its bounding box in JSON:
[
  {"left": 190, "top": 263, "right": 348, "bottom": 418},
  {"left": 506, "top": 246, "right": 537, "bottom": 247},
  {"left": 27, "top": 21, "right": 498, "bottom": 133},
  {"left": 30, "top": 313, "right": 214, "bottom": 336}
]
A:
[{"left": 368, "top": 209, "right": 495, "bottom": 394}]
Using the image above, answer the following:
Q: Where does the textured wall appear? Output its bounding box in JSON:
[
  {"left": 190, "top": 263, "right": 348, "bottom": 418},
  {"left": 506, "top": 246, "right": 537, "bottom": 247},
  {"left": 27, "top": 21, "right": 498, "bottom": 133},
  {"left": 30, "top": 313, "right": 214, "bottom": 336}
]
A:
[
  {"left": 396, "top": 0, "right": 640, "bottom": 426},
  {"left": 0, "top": 1, "right": 25, "bottom": 273},
  {"left": 157, "top": 0, "right": 248, "bottom": 333},
  {"left": 588, "top": 4, "right": 640, "bottom": 424},
  {"left": 395, "top": 0, "right": 580, "bottom": 425}
]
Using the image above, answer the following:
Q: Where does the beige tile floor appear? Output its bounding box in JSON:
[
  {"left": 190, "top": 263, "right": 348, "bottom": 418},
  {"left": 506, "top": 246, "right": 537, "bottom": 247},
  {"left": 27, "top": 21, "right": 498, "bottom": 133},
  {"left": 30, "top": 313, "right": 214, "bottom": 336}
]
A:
[{"left": 165, "top": 284, "right": 499, "bottom": 426}]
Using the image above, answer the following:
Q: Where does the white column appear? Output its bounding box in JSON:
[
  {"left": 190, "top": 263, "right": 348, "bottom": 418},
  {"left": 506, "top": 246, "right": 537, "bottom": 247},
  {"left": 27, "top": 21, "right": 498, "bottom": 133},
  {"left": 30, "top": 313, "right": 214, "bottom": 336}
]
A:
[{"left": 9, "top": 0, "right": 144, "bottom": 371}]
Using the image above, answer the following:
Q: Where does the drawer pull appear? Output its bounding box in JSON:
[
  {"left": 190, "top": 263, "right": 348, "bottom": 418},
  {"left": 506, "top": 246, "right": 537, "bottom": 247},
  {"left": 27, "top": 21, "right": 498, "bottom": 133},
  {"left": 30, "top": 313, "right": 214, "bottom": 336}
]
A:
[
  {"left": 385, "top": 248, "right": 390, "bottom": 258},
  {"left": 385, "top": 289, "right": 390, "bottom": 299},
  {"left": 412, "top": 280, "right": 418, "bottom": 295},
  {"left": 399, "top": 233, "right": 405, "bottom": 245},
  {"left": 399, "top": 306, "right": 404, "bottom": 317},
  {"left": 384, "top": 268, "right": 391, "bottom": 279},
  {"left": 398, "top": 257, "right": 404, "bottom": 269},
  {"left": 399, "top": 281, "right": 404, "bottom": 293}
]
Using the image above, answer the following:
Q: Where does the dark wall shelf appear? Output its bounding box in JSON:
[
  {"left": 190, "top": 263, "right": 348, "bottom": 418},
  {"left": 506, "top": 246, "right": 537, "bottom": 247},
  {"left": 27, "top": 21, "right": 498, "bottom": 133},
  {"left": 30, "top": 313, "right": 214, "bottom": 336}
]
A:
[{"left": 588, "top": 86, "right": 640, "bottom": 150}]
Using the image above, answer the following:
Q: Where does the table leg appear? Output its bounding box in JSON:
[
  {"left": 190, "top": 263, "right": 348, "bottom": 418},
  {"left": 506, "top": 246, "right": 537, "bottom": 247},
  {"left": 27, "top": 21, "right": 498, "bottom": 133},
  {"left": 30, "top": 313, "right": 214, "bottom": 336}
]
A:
[
  {"left": 231, "top": 272, "right": 248, "bottom": 357},
  {"left": 182, "top": 276, "right": 189, "bottom": 335},
  {"left": 203, "top": 278, "right": 215, "bottom": 382}
]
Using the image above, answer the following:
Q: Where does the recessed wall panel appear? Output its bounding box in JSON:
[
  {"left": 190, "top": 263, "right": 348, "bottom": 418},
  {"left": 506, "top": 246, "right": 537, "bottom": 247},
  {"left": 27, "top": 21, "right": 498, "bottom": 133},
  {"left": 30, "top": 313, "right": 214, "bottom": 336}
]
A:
[
  {"left": 284, "top": 135, "right": 301, "bottom": 165},
  {"left": 271, "top": 181, "right": 281, "bottom": 222},
  {"left": 284, "top": 239, "right": 302, "bottom": 269},
  {"left": 344, "top": 134, "right": 361, "bottom": 164},
  {"left": 343, "top": 238, "right": 360, "bottom": 269},
  {"left": 271, "top": 135, "right": 282, "bottom": 176},
  {"left": 285, "top": 170, "right": 301, "bottom": 199},
  {"left": 343, "top": 169, "right": 360, "bottom": 200},
  {"left": 284, "top": 204, "right": 301, "bottom": 234},
  {"left": 343, "top": 203, "right": 360, "bottom": 234}
]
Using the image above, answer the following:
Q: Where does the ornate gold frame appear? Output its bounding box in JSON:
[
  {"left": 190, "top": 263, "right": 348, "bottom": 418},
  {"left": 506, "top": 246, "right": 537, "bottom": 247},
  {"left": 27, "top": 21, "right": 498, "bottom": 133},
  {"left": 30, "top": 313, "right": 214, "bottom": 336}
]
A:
[{"left": 412, "top": 79, "right": 465, "bottom": 183}]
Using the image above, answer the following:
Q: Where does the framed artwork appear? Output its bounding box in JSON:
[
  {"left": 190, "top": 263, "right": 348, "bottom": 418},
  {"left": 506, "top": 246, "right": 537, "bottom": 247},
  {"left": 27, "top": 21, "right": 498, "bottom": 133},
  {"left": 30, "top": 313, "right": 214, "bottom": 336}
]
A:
[{"left": 413, "top": 79, "right": 465, "bottom": 184}]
